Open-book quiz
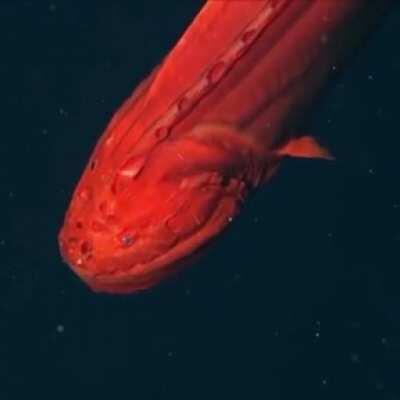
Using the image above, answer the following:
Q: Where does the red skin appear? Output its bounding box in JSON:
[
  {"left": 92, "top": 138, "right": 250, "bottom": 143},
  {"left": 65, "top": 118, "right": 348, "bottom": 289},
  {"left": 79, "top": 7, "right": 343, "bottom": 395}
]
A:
[{"left": 58, "top": 0, "right": 390, "bottom": 294}]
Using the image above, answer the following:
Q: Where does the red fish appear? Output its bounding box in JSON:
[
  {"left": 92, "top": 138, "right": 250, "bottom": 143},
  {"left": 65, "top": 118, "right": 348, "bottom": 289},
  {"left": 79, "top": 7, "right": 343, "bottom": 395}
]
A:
[{"left": 59, "top": 0, "right": 391, "bottom": 294}]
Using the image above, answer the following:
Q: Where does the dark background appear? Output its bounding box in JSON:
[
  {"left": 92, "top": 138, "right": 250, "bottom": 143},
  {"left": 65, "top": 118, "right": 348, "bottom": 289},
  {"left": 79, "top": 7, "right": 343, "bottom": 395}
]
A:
[{"left": 2, "top": 1, "right": 400, "bottom": 399}]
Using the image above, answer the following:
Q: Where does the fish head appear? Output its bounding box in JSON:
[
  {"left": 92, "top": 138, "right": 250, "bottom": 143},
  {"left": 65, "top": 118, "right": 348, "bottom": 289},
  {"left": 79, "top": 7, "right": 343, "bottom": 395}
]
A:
[{"left": 58, "top": 124, "right": 267, "bottom": 294}]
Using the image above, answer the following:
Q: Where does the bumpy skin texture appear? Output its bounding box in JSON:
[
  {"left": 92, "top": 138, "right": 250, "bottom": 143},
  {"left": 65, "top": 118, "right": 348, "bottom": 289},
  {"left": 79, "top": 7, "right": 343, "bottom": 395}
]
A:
[
  {"left": 59, "top": 124, "right": 270, "bottom": 293},
  {"left": 59, "top": 0, "right": 389, "bottom": 293}
]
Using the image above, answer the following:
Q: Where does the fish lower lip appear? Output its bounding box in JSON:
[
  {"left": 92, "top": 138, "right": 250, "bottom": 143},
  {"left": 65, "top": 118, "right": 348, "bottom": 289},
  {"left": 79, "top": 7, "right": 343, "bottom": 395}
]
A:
[{"left": 66, "top": 196, "right": 238, "bottom": 294}]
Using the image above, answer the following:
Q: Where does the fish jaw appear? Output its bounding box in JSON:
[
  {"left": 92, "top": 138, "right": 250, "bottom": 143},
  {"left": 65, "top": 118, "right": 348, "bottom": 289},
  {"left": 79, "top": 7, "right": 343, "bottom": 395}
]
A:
[
  {"left": 59, "top": 189, "right": 239, "bottom": 294},
  {"left": 58, "top": 123, "right": 270, "bottom": 294}
]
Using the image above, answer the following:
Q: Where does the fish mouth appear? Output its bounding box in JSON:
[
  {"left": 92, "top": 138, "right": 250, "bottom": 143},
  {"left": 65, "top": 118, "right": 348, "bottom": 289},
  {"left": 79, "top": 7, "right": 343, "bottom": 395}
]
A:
[{"left": 59, "top": 194, "right": 238, "bottom": 294}]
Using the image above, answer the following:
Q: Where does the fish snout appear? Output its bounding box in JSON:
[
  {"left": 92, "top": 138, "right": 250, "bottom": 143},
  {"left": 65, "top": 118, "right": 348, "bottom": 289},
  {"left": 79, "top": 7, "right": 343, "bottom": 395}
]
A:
[{"left": 58, "top": 218, "right": 96, "bottom": 277}]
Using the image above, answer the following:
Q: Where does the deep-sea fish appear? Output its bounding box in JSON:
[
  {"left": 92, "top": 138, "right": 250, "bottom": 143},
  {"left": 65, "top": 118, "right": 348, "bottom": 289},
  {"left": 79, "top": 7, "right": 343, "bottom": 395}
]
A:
[{"left": 59, "top": 0, "right": 391, "bottom": 293}]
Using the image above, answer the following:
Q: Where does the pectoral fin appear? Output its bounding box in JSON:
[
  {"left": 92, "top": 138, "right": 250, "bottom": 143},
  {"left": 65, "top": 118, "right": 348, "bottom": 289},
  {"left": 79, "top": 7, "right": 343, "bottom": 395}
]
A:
[
  {"left": 147, "top": 123, "right": 267, "bottom": 188},
  {"left": 165, "top": 123, "right": 264, "bottom": 177},
  {"left": 276, "top": 136, "right": 334, "bottom": 160}
]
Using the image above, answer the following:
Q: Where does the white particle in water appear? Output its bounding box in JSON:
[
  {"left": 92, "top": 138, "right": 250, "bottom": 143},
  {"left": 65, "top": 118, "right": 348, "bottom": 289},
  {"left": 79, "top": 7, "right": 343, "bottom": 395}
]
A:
[
  {"left": 350, "top": 352, "right": 360, "bottom": 363},
  {"left": 59, "top": 108, "right": 67, "bottom": 116}
]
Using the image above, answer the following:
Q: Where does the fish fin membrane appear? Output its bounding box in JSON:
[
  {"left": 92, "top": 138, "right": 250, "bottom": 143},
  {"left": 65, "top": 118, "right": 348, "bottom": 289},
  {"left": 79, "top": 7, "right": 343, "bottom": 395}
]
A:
[{"left": 276, "top": 135, "right": 334, "bottom": 160}]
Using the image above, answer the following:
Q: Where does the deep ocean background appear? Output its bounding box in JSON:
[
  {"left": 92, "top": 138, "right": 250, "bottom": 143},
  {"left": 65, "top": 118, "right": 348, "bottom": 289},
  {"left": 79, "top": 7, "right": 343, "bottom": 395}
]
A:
[{"left": 2, "top": 1, "right": 400, "bottom": 399}]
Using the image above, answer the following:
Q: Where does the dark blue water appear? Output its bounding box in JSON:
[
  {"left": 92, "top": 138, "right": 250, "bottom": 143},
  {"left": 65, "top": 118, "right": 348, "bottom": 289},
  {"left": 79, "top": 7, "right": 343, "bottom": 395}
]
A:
[{"left": 2, "top": 1, "right": 400, "bottom": 398}]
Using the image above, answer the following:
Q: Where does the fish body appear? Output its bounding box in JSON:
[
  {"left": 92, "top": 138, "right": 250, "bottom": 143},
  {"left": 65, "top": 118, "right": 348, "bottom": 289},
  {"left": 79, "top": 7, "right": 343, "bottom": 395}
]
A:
[{"left": 59, "top": 0, "right": 391, "bottom": 293}]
